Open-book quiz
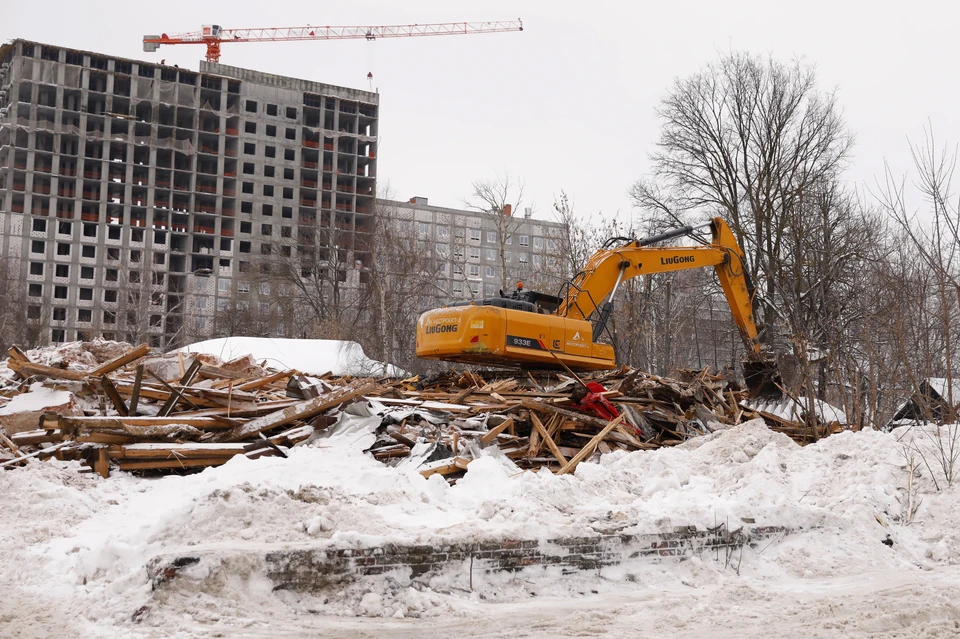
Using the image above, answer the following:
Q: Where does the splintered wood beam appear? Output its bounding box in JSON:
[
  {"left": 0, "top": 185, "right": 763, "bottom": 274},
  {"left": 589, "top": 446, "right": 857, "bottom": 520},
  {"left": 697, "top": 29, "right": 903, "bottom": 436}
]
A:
[
  {"left": 117, "top": 457, "right": 231, "bottom": 471},
  {"left": 59, "top": 416, "right": 236, "bottom": 430},
  {"left": 0, "top": 442, "right": 69, "bottom": 468},
  {"left": 90, "top": 344, "right": 151, "bottom": 377},
  {"left": 6, "top": 346, "right": 29, "bottom": 363},
  {"left": 95, "top": 447, "right": 110, "bottom": 478},
  {"left": 520, "top": 399, "right": 610, "bottom": 430},
  {"left": 0, "top": 432, "right": 24, "bottom": 458},
  {"left": 418, "top": 456, "right": 470, "bottom": 478},
  {"left": 100, "top": 375, "right": 129, "bottom": 416},
  {"left": 236, "top": 369, "right": 297, "bottom": 392},
  {"left": 10, "top": 429, "right": 61, "bottom": 446},
  {"left": 77, "top": 432, "right": 139, "bottom": 445},
  {"left": 557, "top": 413, "right": 625, "bottom": 475},
  {"left": 108, "top": 443, "right": 247, "bottom": 459},
  {"left": 531, "top": 412, "right": 567, "bottom": 466},
  {"left": 480, "top": 416, "right": 515, "bottom": 445},
  {"left": 145, "top": 369, "right": 202, "bottom": 413},
  {"left": 5, "top": 359, "right": 88, "bottom": 381},
  {"left": 157, "top": 359, "right": 203, "bottom": 417},
  {"left": 128, "top": 364, "right": 145, "bottom": 416},
  {"left": 211, "top": 381, "right": 376, "bottom": 443}
]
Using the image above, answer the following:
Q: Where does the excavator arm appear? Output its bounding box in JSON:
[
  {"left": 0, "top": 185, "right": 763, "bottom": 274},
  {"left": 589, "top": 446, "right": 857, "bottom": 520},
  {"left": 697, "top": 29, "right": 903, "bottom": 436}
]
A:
[{"left": 559, "top": 217, "right": 761, "bottom": 358}]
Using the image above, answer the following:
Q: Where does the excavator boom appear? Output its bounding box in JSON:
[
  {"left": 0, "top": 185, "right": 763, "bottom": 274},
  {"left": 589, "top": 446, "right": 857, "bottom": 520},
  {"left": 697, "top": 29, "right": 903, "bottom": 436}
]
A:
[{"left": 416, "top": 217, "right": 784, "bottom": 396}]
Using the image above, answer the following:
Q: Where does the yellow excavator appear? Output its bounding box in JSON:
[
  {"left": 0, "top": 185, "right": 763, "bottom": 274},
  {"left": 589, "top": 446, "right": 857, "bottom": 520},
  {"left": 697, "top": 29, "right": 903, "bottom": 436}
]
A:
[{"left": 416, "top": 217, "right": 784, "bottom": 397}]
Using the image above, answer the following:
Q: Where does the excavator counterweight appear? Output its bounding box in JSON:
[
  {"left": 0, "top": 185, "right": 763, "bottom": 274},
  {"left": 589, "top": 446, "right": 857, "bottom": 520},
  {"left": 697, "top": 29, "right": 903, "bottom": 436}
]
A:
[{"left": 416, "top": 217, "right": 785, "bottom": 398}]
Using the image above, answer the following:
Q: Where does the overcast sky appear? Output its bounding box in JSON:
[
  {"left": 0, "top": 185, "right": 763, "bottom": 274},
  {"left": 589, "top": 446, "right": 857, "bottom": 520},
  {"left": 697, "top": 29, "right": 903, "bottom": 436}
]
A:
[{"left": 5, "top": 0, "right": 959, "bottom": 225}]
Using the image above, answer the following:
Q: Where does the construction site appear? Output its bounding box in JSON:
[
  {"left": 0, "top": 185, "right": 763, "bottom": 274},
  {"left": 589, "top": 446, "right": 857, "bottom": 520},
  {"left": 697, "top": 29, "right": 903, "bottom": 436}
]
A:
[{"left": 3, "top": 12, "right": 960, "bottom": 639}]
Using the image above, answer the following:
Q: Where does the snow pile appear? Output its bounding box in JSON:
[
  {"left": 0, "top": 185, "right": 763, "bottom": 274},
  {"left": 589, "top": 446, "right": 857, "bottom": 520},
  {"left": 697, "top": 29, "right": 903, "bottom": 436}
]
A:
[
  {"left": 0, "top": 381, "right": 82, "bottom": 435},
  {"left": 0, "top": 382, "right": 73, "bottom": 417},
  {"left": 3, "top": 420, "right": 960, "bottom": 634},
  {"left": 178, "top": 336, "right": 404, "bottom": 377}
]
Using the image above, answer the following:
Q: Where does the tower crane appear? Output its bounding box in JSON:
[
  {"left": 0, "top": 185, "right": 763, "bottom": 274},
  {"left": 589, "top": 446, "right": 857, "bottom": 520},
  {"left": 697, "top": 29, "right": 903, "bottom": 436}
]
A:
[{"left": 143, "top": 21, "right": 523, "bottom": 64}]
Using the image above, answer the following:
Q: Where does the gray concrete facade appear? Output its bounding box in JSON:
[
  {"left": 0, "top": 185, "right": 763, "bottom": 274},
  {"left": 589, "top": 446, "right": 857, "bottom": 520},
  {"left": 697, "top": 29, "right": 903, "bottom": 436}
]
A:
[
  {"left": 382, "top": 197, "right": 567, "bottom": 299},
  {"left": 0, "top": 39, "right": 378, "bottom": 348}
]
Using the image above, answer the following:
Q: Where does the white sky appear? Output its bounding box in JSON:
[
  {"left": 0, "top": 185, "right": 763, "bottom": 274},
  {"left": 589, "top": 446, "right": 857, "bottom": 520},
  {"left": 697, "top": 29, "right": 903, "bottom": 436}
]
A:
[{"left": 4, "top": 0, "right": 959, "bottom": 224}]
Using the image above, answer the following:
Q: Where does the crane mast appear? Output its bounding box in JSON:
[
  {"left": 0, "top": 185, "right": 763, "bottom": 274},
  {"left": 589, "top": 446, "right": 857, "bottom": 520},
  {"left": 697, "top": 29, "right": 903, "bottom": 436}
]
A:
[{"left": 144, "top": 20, "right": 524, "bottom": 63}]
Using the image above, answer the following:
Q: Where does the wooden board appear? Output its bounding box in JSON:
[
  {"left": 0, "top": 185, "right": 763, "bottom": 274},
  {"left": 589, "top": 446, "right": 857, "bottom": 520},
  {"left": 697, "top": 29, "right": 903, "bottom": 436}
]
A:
[
  {"left": 211, "top": 381, "right": 376, "bottom": 443},
  {"left": 558, "top": 413, "right": 625, "bottom": 475},
  {"left": 90, "top": 344, "right": 151, "bottom": 377},
  {"left": 116, "top": 457, "right": 232, "bottom": 471}
]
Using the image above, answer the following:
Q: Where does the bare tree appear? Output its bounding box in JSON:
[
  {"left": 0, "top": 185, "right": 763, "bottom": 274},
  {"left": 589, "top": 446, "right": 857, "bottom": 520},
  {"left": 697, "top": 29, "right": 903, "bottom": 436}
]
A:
[
  {"left": 877, "top": 128, "right": 960, "bottom": 423},
  {"left": 464, "top": 172, "right": 529, "bottom": 290},
  {"left": 631, "top": 51, "right": 853, "bottom": 332},
  {"left": 364, "top": 198, "right": 450, "bottom": 372},
  {"left": 547, "top": 191, "right": 598, "bottom": 285},
  {"left": 0, "top": 256, "right": 29, "bottom": 351}
]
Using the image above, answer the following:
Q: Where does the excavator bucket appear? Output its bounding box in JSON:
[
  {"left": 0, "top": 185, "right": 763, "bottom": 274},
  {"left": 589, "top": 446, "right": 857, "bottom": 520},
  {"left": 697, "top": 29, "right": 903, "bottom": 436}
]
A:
[{"left": 742, "top": 355, "right": 797, "bottom": 400}]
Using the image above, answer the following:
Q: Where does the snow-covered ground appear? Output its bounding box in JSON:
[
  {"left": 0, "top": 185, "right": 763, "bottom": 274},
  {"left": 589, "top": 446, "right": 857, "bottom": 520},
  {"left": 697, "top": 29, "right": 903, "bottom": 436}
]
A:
[
  {"left": 178, "top": 337, "right": 404, "bottom": 377},
  {"left": 2, "top": 420, "right": 959, "bottom": 638}
]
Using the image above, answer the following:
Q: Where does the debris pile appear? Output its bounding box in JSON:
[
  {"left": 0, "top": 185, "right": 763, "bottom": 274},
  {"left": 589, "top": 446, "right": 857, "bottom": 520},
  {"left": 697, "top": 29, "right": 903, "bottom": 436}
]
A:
[{"left": 0, "top": 340, "right": 844, "bottom": 481}]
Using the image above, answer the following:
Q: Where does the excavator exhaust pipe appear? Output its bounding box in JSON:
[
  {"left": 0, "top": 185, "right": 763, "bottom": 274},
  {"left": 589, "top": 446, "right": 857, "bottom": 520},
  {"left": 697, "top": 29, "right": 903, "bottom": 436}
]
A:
[{"left": 742, "top": 354, "right": 799, "bottom": 400}]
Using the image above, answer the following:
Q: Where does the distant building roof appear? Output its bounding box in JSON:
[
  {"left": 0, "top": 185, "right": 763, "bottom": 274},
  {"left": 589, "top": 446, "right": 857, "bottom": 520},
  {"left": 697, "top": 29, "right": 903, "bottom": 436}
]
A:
[{"left": 889, "top": 377, "right": 960, "bottom": 426}]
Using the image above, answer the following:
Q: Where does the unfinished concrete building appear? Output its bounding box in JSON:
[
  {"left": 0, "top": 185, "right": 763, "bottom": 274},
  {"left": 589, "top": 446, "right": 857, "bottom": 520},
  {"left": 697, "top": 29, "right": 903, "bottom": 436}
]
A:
[{"left": 0, "top": 39, "right": 378, "bottom": 348}]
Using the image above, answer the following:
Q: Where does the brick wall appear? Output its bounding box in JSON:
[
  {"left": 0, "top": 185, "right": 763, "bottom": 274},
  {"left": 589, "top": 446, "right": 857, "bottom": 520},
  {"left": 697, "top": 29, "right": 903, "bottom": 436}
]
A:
[{"left": 150, "top": 523, "right": 789, "bottom": 593}]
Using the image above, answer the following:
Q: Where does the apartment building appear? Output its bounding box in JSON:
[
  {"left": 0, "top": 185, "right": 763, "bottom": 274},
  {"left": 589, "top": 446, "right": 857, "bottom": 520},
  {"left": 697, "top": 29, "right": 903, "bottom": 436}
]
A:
[
  {"left": 0, "top": 38, "right": 378, "bottom": 348},
  {"left": 382, "top": 196, "right": 568, "bottom": 301}
]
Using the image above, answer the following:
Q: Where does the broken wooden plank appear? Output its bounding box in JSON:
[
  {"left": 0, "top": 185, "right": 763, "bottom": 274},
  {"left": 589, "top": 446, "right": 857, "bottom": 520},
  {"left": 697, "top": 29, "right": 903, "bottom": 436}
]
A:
[
  {"left": 557, "top": 413, "right": 625, "bottom": 475},
  {"left": 530, "top": 412, "right": 567, "bottom": 467},
  {"left": 116, "top": 457, "right": 231, "bottom": 471},
  {"left": 5, "top": 359, "right": 88, "bottom": 381},
  {"left": 90, "top": 343, "right": 151, "bottom": 377},
  {"left": 144, "top": 371, "right": 203, "bottom": 412},
  {"left": 211, "top": 380, "right": 376, "bottom": 443},
  {"left": 0, "top": 442, "right": 69, "bottom": 468},
  {"left": 480, "top": 416, "right": 515, "bottom": 445},
  {"left": 419, "top": 456, "right": 470, "bottom": 478},
  {"left": 128, "top": 364, "right": 145, "bottom": 416},
  {"left": 100, "top": 375, "right": 129, "bottom": 416},
  {"left": 10, "top": 429, "right": 61, "bottom": 446},
  {"left": 236, "top": 369, "right": 296, "bottom": 392},
  {"left": 157, "top": 359, "right": 203, "bottom": 417},
  {"left": 59, "top": 416, "right": 235, "bottom": 429},
  {"left": 6, "top": 346, "right": 29, "bottom": 363},
  {"left": 107, "top": 443, "right": 248, "bottom": 459},
  {"left": 520, "top": 399, "right": 611, "bottom": 429},
  {"left": 0, "top": 432, "right": 25, "bottom": 458},
  {"left": 95, "top": 447, "right": 110, "bottom": 478},
  {"left": 77, "top": 432, "right": 139, "bottom": 445}
]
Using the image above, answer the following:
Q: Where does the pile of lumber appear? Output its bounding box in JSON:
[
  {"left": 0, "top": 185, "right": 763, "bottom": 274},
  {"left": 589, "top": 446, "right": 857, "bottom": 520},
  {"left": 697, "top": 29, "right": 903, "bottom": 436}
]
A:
[
  {"left": 361, "top": 366, "right": 753, "bottom": 481},
  {"left": 1, "top": 342, "right": 376, "bottom": 477},
  {"left": 1, "top": 340, "right": 834, "bottom": 482}
]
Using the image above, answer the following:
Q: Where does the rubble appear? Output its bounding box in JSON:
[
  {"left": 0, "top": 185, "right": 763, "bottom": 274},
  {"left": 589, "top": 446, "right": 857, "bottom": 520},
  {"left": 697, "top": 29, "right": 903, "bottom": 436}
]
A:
[{"left": 0, "top": 340, "right": 847, "bottom": 480}]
